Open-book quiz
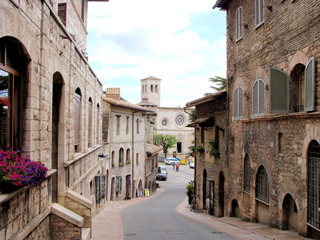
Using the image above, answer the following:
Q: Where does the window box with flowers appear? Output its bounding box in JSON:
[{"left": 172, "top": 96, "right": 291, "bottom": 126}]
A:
[{"left": 0, "top": 147, "right": 48, "bottom": 193}]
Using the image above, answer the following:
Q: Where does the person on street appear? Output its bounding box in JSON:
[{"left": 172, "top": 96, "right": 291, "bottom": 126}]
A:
[
  {"left": 173, "top": 163, "right": 175, "bottom": 170},
  {"left": 176, "top": 163, "right": 179, "bottom": 172}
]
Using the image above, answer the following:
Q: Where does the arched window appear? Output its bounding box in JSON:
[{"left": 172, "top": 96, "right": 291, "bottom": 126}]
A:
[
  {"left": 88, "top": 98, "right": 93, "bottom": 148},
  {"left": 111, "top": 151, "right": 115, "bottom": 168},
  {"left": 96, "top": 103, "right": 100, "bottom": 144},
  {"left": 155, "top": 85, "right": 158, "bottom": 93},
  {"left": 252, "top": 79, "right": 265, "bottom": 115},
  {"left": 244, "top": 154, "right": 250, "bottom": 193},
  {"left": 126, "top": 148, "right": 130, "bottom": 164},
  {"left": 150, "top": 84, "right": 153, "bottom": 92},
  {"left": 290, "top": 64, "right": 305, "bottom": 112},
  {"left": 256, "top": 166, "right": 269, "bottom": 203},
  {"left": 0, "top": 37, "right": 29, "bottom": 150},
  {"left": 119, "top": 148, "right": 124, "bottom": 166},
  {"left": 234, "top": 86, "right": 243, "bottom": 118},
  {"left": 74, "top": 88, "right": 82, "bottom": 152},
  {"left": 307, "top": 140, "right": 320, "bottom": 228}
]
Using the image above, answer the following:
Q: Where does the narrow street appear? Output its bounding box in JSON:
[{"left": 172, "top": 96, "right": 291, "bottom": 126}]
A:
[{"left": 121, "top": 164, "right": 237, "bottom": 240}]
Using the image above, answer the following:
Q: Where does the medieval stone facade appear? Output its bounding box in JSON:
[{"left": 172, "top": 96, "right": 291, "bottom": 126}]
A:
[
  {"left": 0, "top": 0, "right": 108, "bottom": 239},
  {"left": 188, "top": 0, "right": 320, "bottom": 238}
]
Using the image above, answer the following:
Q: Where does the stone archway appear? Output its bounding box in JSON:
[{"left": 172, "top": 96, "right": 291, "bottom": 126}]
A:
[
  {"left": 230, "top": 199, "right": 240, "bottom": 217},
  {"left": 282, "top": 193, "right": 298, "bottom": 231}
]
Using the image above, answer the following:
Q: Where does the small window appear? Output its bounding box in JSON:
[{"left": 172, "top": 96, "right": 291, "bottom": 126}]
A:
[
  {"left": 111, "top": 151, "right": 115, "bottom": 168},
  {"left": 252, "top": 79, "right": 265, "bottom": 115},
  {"left": 136, "top": 119, "right": 140, "bottom": 134},
  {"left": 58, "top": 3, "right": 67, "bottom": 26},
  {"left": 126, "top": 148, "right": 130, "bottom": 164},
  {"left": 256, "top": 166, "right": 269, "bottom": 203},
  {"left": 74, "top": 88, "right": 82, "bottom": 152},
  {"left": 278, "top": 132, "right": 283, "bottom": 154},
  {"left": 116, "top": 115, "right": 121, "bottom": 135},
  {"left": 88, "top": 98, "right": 92, "bottom": 148},
  {"left": 255, "top": 0, "right": 264, "bottom": 27},
  {"left": 126, "top": 116, "right": 129, "bottom": 134},
  {"left": 155, "top": 85, "right": 158, "bottom": 93},
  {"left": 233, "top": 86, "right": 243, "bottom": 118},
  {"left": 150, "top": 85, "right": 153, "bottom": 92},
  {"left": 96, "top": 104, "right": 100, "bottom": 144},
  {"left": 244, "top": 154, "right": 250, "bottom": 193},
  {"left": 136, "top": 153, "right": 139, "bottom": 165},
  {"left": 236, "top": 6, "right": 243, "bottom": 41},
  {"left": 119, "top": 148, "right": 124, "bottom": 166}
]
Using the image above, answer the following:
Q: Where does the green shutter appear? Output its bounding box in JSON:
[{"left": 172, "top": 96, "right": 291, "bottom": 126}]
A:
[
  {"left": 252, "top": 81, "right": 258, "bottom": 115},
  {"left": 270, "top": 67, "right": 289, "bottom": 113},
  {"left": 239, "top": 87, "right": 243, "bottom": 117},
  {"left": 259, "top": 80, "right": 265, "bottom": 114},
  {"left": 234, "top": 88, "right": 239, "bottom": 117},
  {"left": 305, "top": 57, "right": 315, "bottom": 112}
]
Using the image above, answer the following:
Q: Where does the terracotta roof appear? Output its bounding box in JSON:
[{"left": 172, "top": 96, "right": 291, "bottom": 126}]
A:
[
  {"left": 146, "top": 143, "right": 162, "bottom": 156},
  {"left": 104, "top": 96, "right": 152, "bottom": 112},
  {"left": 212, "top": 0, "right": 231, "bottom": 10},
  {"left": 185, "top": 91, "right": 227, "bottom": 107}
]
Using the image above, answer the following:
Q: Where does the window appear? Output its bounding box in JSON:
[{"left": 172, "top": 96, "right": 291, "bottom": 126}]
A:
[
  {"left": 111, "top": 151, "right": 115, "bottom": 168},
  {"left": 252, "top": 79, "right": 265, "bottom": 115},
  {"left": 270, "top": 68, "right": 289, "bottom": 113},
  {"left": 236, "top": 6, "right": 243, "bottom": 40},
  {"left": 0, "top": 38, "right": 28, "bottom": 150},
  {"left": 115, "top": 176, "right": 122, "bottom": 193},
  {"left": 96, "top": 103, "right": 100, "bottom": 144},
  {"left": 256, "top": 166, "right": 269, "bottom": 203},
  {"left": 233, "top": 86, "right": 243, "bottom": 118},
  {"left": 116, "top": 115, "right": 120, "bottom": 135},
  {"left": 126, "top": 116, "right": 129, "bottom": 134},
  {"left": 177, "top": 142, "right": 182, "bottom": 153},
  {"left": 255, "top": 0, "right": 264, "bottom": 27},
  {"left": 74, "top": 88, "right": 82, "bottom": 152},
  {"left": 88, "top": 98, "right": 92, "bottom": 148},
  {"left": 305, "top": 57, "right": 315, "bottom": 112},
  {"left": 136, "top": 153, "right": 139, "bottom": 165},
  {"left": 136, "top": 119, "right": 140, "bottom": 134},
  {"left": 307, "top": 140, "right": 320, "bottom": 228},
  {"left": 58, "top": 3, "right": 67, "bottom": 26},
  {"left": 278, "top": 132, "right": 283, "bottom": 154},
  {"left": 119, "top": 148, "right": 124, "bottom": 166},
  {"left": 126, "top": 148, "right": 130, "bottom": 164},
  {"left": 244, "top": 154, "right": 250, "bottom": 193},
  {"left": 155, "top": 85, "right": 158, "bottom": 93},
  {"left": 150, "top": 85, "right": 153, "bottom": 92}
]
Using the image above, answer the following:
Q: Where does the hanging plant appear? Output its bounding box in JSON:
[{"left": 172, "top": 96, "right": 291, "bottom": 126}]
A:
[{"left": 208, "top": 140, "right": 220, "bottom": 158}]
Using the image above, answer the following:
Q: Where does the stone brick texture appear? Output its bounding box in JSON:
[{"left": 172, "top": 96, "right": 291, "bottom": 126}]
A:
[
  {"left": 206, "top": 0, "right": 320, "bottom": 238},
  {"left": 50, "top": 215, "right": 81, "bottom": 240}
]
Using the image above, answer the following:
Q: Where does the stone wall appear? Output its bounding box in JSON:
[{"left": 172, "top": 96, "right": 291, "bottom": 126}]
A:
[{"left": 50, "top": 215, "right": 81, "bottom": 240}]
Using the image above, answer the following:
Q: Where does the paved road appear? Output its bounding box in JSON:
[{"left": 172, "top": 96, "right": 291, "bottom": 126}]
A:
[{"left": 121, "top": 164, "right": 237, "bottom": 240}]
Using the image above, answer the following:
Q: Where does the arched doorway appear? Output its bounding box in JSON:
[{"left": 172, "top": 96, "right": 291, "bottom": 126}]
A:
[
  {"left": 218, "top": 172, "right": 225, "bottom": 217},
  {"left": 203, "top": 169, "right": 207, "bottom": 209},
  {"left": 111, "top": 177, "right": 115, "bottom": 201},
  {"left": 230, "top": 199, "right": 240, "bottom": 217},
  {"left": 282, "top": 193, "right": 298, "bottom": 231},
  {"left": 52, "top": 72, "right": 63, "bottom": 203}
]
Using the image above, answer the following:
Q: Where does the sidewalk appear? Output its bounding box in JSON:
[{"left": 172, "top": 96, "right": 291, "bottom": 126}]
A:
[
  {"left": 92, "top": 189, "right": 311, "bottom": 240},
  {"left": 175, "top": 197, "right": 312, "bottom": 240}
]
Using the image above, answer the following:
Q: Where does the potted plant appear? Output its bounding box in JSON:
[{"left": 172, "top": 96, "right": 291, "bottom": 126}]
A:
[
  {"left": 186, "top": 182, "right": 194, "bottom": 204},
  {"left": 0, "top": 147, "right": 48, "bottom": 193}
]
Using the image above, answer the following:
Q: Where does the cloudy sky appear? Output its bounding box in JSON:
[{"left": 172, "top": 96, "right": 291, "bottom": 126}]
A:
[{"left": 87, "top": 0, "right": 226, "bottom": 107}]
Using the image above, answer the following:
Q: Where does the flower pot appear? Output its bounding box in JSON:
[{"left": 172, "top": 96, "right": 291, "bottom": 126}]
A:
[{"left": 0, "top": 181, "right": 21, "bottom": 193}]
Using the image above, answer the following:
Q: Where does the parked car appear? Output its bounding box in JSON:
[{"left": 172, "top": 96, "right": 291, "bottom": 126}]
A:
[
  {"left": 165, "top": 158, "right": 180, "bottom": 165},
  {"left": 156, "top": 166, "right": 168, "bottom": 181},
  {"left": 189, "top": 162, "right": 195, "bottom": 168}
]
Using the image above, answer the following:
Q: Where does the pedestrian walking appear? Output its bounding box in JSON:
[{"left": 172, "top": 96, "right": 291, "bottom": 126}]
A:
[
  {"left": 176, "top": 163, "right": 179, "bottom": 172},
  {"left": 173, "top": 163, "right": 175, "bottom": 170}
]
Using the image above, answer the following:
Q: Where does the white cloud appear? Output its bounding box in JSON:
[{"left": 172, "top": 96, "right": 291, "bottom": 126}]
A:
[{"left": 87, "top": 0, "right": 226, "bottom": 107}]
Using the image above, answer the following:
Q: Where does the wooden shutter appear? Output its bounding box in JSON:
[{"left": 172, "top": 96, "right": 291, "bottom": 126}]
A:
[
  {"left": 270, "top": 68, "right": 289, "bottom": 113},
  {"left": 259, "top": 80, "right": 265, "bottom": 114},
  {"left": 252, "top": 81, "right": 258, "bottom": 115},
  {"left": 95, "top": 176, "right": 101, "bottom": 203},
  {"left": 305, "top": 57, "right": 315, "bottom": 112},
  {"left": 239, "top": 87, "right": 243, "bottom": 117},
  {"left": 58, "top": 3, "right": 67, "bottom": 26},
  {"left": 233, "top": 88, "right": 239, "bottom": 117}
]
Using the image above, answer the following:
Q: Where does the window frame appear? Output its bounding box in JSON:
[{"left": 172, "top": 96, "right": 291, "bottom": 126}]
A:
[
  {"left": 255, "top": 0, "right": 264, "bottom": 28},
  {"left": 236, "top": 6, "right": 243, "bottom": 41},
  {"left": 255, "top": 166, "right": 269, "bottom": 204},
  {"left": 252, "top": 78, "right": 265, "bottom": 116}
]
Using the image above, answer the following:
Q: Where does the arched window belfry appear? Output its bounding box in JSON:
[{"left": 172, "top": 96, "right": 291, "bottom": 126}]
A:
[
  {"left": 155, "top": 85, "right": 158, "bottom": 92},
  {"left": 256, "top": 166, "right": 269, "bottom": 203},
  {"left": 151, "top": 84, "right": 153, "bottom": 92}
]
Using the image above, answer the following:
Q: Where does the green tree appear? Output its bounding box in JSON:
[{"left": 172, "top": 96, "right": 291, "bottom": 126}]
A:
[
  {"left": 205, "top": 76, "right": 227, "bottom": 96},
  {"left": 154, "top": 134, "right": 179, "bottom": 158}
]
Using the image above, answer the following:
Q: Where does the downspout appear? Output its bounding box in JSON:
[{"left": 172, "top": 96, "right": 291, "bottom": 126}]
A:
[{"left": 131, "top": 111, "right": 135, "bottom": 198}]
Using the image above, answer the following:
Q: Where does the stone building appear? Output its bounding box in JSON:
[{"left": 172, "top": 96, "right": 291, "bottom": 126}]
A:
[
  {"left": 102, "top": 88, "right": 160, "bottom": 200},
  {"left": 186, "top": 91, "right": 228, "bottom": 217},
  {"left": 188, "top": 0, "right": 320, "bottom": 238},
  {"left": 0, "top": 0, "right": 108, "bottom": 239},
  {"left": 139, "top": 76, "right": 194, "bottom": 158}
]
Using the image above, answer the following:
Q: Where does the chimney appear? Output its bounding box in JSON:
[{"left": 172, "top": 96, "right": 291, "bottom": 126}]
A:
[{"left": 106, "top": 88, "right": 120, "bottom": 101}]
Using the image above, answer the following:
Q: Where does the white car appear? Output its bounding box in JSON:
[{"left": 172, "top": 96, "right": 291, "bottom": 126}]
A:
[{"left": 165, "top": 158, "right": 180, "bottom": 165}]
